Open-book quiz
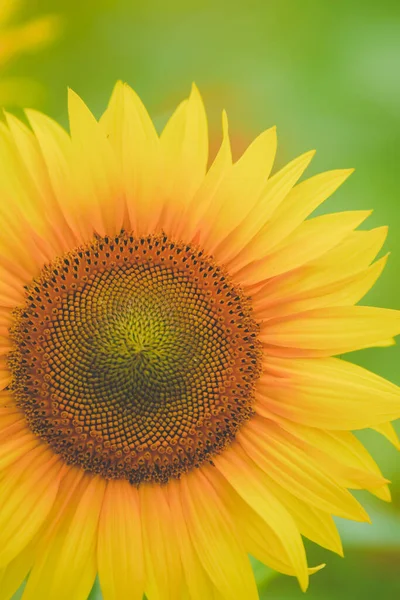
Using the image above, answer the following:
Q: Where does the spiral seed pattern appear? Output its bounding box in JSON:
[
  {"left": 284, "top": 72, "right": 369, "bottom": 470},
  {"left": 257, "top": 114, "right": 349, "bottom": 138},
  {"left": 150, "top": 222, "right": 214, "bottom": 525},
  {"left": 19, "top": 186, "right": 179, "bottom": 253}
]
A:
[{"left": 9, "top": 232, "right": 261, "bottom": 484}]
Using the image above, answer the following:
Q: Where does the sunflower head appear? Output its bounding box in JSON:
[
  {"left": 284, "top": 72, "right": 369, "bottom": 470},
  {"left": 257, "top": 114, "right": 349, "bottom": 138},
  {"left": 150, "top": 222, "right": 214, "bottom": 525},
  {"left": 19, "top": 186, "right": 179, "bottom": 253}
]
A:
[{"left": 0, "top": 82, "right": 399, "bottom": 600}]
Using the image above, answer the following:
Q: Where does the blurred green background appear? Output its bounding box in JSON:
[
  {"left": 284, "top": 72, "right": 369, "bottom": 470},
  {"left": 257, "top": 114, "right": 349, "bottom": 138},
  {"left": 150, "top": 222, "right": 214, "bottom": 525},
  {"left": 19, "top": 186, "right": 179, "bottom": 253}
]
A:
[{"left": 6, "top": 0, "right": 400, "bottom": 598}]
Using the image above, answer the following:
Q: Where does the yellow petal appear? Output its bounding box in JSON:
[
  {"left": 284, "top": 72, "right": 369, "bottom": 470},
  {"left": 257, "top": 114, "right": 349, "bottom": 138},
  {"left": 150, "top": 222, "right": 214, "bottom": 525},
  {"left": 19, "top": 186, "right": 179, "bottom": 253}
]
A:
[
  {"left": 210, "top": 465, "right": 331, "bottom": 574},
  {"left": 0, "top": 270, "right": 25, "bottom": 307},
  {"left": 219, "top": 150, "right": 315, "bottom": 266},
  {"left": 372, "top": 422, "right": 400, "bottom": 450},
  {"left": 0, "top": 126, "right": 44, "bottom": 234},
  {"left": 180, "top": 468, "right": 259, "bottom": 599},
  {"left": 246, "top": 168, "right": 354, "bottom": 262},
  {"left": 0, "top": 198, "right": 46, "bottom": 280},
  {"left": 4, "top": 112, "right": 75, "bottom": 254},
  {"left": 0, "top": 538, "right": 36, "bottom": 600},
  {"left": 214, "top": 443, "right": 309, "bottom": 591},
  {"left": 181, "top": 110, "right": 232, "bottom": 242},
  {"left": 239, "top": 418, "right": 369, "bottom": 522},
  {"left": 0, "top": 447, "right": 62, "bottom": 567},
  {"left": 23, "top": 473, "right": 105, "bottom": 600},
  {"left": 203, "top": 127, "right": 278, "bottom": 256},
  {"left": 160, "top": 84, "right": 208, "bottom": 232},
  {"left": 100, "top": 81, "right": 162, "bottom": 235},
  {"left": 255, "top": 410, "right": 389, "bottom": 498},
  {"left": 261, "top": 306, "right": 400, "bottom": 356},
  {"left": 167, "top": 479, "right": 217, "bottom": 600},
  {"left": 238, "top": 210, "right": 371, "bottom": 285},
  {"left": 266, "top": 483, "right": 343, "bottom": 555},
  {"left": 236, "top": 462, "right": 343, "bottom": 556},
  {"left": 254, "top": 254, "right": 388, "bottom": 320},
  {"left": 140, "top": 483, "right": 182, "bottom": 599},
  {"left": 259, "top": 356, "right": 400, "bottom": 429},
  {"left": 252, "top": 226, "right": 388, "bottom": 310},
  {"left": 68, "top": 88, "right": 124, "bottom": 236},
  {"left": 0, "top": 429, "right": 39, "bottom": 471},
  {"left": 26, "top": 108, "right": 83, "bottom": 242},
  {"left": 98, "top": 479, "right": 144, "bottom": 600},
  {"left": 0, "top": 391, "right": 16, "bottom": 409},
  {"left": 313, "top": 226, "right": 388, "bottom": 273}
]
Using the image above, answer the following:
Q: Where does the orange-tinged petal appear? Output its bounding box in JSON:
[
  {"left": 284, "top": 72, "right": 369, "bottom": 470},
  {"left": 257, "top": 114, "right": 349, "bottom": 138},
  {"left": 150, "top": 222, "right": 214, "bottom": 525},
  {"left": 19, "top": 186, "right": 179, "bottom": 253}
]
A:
[
  {"left": 0, "top": 429, "right": 39, "bottom": 471},
  {"left": 0, "top": 204, "right": 46, "bottom": 280},
  {"left": 167, "top": 479, "right": 217, "bottom": 600},
  {"left": 0, "top": 356, "right": 11, "bottom": 391},
  {"left": 140, "top": 484, "right": 182, "bottom": 600},
  {"left": 0, "top": 271, "right": 25, "bottom": 308},
  {"left": 0, "top": 391, "right": 16, "bottom": 410},
  {"left": 23, "top": 473, "right": 105, "bottom": 600},
  {"left": 0, "top": 446, "right": 62, "bottom": 567},
  {"left": 98, "top": 479, "right": 144, "bottom": 600}
]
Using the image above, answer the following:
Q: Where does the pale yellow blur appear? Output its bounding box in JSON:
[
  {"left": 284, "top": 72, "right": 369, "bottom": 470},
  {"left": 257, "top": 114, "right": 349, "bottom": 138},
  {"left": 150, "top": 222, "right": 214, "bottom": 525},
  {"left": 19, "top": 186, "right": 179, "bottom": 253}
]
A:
[{"left": 0, "top": 0, "right": 61, "bottom": 105}]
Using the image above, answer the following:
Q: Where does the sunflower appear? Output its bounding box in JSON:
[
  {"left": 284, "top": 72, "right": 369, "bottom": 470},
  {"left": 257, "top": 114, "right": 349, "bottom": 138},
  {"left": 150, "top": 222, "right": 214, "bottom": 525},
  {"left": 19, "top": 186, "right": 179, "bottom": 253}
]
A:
[{"left": 0, "top": 83, "right": 399, "bottom": 600}]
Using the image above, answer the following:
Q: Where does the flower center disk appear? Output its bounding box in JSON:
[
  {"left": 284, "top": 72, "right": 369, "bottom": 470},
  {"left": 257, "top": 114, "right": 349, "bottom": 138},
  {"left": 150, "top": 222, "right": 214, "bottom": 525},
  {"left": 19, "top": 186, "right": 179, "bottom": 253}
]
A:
[{"left": 9, "top": 232, "right": 261, "bottom": 484}]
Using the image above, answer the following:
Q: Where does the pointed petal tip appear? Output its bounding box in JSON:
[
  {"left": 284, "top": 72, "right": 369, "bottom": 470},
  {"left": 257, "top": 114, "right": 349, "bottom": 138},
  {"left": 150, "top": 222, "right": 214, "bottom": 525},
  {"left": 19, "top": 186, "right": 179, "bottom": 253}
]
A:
[
  {"left": 339, "top": 167, "right": 355, "bottom": 178},
  {"left": 310, "top": 563, "right": 326, "bottom": 574},
  {"left": 67, "top": 87, "right": 85, "bottom": 113},
  {"left": 364, "top": 512, "right": 372, "bottom": 525},
  {"left": 190, "top": 81, "right": 202, "bottom": 100},
  {"left": 110, "top": 79, "right": 125, "bottom": 95},
  {"left": 299, "top": 574, "right": 310, "bottom": 593},
  {"left": 266, "top": 124, "right": 277, "bottom": 133},
  {"left": 265, "top": 124, "right": 277, "bottom": 142},
  {"left": 300, "top": 565, "right": 326, "bottom": 592},
  {"left": 24, "top": 107, "right": 41, "bottom": 120}
]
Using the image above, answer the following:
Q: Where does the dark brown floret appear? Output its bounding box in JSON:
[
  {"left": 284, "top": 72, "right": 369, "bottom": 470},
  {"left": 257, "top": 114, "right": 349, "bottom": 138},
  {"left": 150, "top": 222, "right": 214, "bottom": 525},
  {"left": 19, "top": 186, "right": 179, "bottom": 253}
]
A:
[{"left": 9, "top": 232, "right": 262, "bottom": 484}]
